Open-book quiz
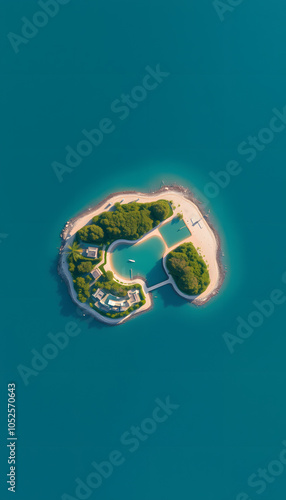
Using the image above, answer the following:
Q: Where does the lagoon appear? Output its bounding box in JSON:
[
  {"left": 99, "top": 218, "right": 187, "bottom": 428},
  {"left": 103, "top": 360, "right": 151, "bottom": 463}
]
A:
[{"left": 111, "top": 236, "right": 167, "bottom": 287}]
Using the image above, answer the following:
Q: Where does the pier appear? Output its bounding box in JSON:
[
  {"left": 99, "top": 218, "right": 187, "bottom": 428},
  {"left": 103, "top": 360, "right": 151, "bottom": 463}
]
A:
[{"left": 147, "top": 279, "right": 171, "bottom": 292}]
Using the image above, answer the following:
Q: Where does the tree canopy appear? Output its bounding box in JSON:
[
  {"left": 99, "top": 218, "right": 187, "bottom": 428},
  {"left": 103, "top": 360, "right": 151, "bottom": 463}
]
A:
[
  {"left": 150, "top": 201, "right": 170, "bottom": 222},
  {"left": 74, "top": 276, "right": 90, "bottom": 302},
  {"left": 78, "top": 224, "right": 104, "bottom": 243},
  {"left": 166, "top": 243, "right": 210, "bottom": 295},
  {"left": 77, "top": 200, "right": 172, "bottom": 245},
  {"left": 77, "top": 261, "right": 93, "bottom": 274},
  {"left": 67, "top": 241, "right": 82, "bottom": 262},
  {"left": 97, "top": 272, "right": 126, "bottom": 297},
  {"left": 104, "top": 270, "right": 114, "bottom": 281}
]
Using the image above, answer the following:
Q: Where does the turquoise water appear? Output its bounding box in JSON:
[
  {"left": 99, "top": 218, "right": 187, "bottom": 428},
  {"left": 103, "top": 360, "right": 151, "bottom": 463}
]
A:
[
  {"left": 1, "top": 2, "right": 286, "bottom": 499},
  {"left": 159, "top": 218, "right": 191, "bottom": 247},
  {"left": 111, "top": 236, "right": 167, "bottom": 287}
]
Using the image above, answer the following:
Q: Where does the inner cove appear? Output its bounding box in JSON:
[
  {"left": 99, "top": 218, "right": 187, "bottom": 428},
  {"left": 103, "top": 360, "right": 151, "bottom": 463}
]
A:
[{"left": 111, "top": 236, "right": 167, "bottom": 287}]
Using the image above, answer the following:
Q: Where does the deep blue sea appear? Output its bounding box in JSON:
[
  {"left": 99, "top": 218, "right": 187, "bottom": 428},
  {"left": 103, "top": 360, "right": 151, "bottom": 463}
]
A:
[{"left": 1, "top": 1, "right": 286, "bottom": 499}]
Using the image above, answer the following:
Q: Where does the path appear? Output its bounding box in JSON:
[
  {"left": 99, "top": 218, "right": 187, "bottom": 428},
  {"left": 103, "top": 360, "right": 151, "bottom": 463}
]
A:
[{"left": 146, "top": 278, "right": 171, "bottom": 292}]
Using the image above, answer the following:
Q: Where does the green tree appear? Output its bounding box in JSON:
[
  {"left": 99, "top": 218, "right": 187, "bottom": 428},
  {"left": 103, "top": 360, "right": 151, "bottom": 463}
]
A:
[
  {"left": 75, "top": 276, "right": 90, "bottom": 299},
  {"left": 167, "top": 242, "right": 210, "bottom": 295},
  {"left": 179, "top": 271, "right": 199, "bottom": 294},
  {"left": 76, "top": 200, "right": 172, "bottom": 246},
  {"left": 105, "top": 270, "right": 114, "bottom": 281},
  {"left": 78, "top": 294, "right": 87, "bottom": 303},
  {"left": 150, "top": 201, "right": 170, "bottom": 222},
  {"left": 167, "top": 256, "right": 187, "bottom": 276},
  {"left": 68, "top": 242, "right": 82, "bottom": 262},
  {"left": 69, "top": 261, "right": 75, "bottom": 273},
  {"left": 78, "top": 224, "right": 104, "bottom": 243},
  {"left": 89, "top": 225, "right": 104, "bottom": 242},
  {"left": 77, "top": 261, "right": 93, "bottom": 274}
]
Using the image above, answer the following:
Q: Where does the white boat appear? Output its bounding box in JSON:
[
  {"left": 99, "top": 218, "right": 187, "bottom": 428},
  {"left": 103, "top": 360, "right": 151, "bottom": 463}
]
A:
[{"left": 128, "top": 259, "right": 135, "bottom": 262}]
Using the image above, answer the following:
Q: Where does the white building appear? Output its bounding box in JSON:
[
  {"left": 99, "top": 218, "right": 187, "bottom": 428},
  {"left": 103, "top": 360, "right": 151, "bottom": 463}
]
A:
[
  {"left": 92, "top": 288, "right": 104, "bottom": 300},
  {"left": 92, "top": 287, "right": 141, "bottom": 314},
  {"left": 128, "top": 290, "right": 140, "bottom": 304},
  {"left": 85, "top": 247, "right": 98, "bottom": 258},
  {"left": 108, "top": 299, "right": 127, "bottom": 308},
  {"left": 90, "top": 267, "right": 102, "bottom": 281}
]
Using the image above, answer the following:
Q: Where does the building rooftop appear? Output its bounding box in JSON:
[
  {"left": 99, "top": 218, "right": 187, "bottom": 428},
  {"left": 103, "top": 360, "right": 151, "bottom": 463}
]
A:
[
  {"left": 90, "top": 268, "right": 102, "bottom": 281},
  {"left": 92, "top": 288, "right": 141, "bottom": 314},
  {"left": 128, "top": 290, "right": 140, "bottom": 304},
  {"left": 86, "top": 247, "right": 98, "bottom": 258},
  {"left": 92, "top": 288, "right": 104, "bottom": 300},
  {"left": 108, "top": 298, "right": 127, "bottom": 307}
]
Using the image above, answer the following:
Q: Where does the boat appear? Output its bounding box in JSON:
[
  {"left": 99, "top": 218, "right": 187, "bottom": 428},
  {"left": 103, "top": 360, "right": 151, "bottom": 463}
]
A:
[{"left": 128, "top": 259, "right": 135, "bottom": 262}]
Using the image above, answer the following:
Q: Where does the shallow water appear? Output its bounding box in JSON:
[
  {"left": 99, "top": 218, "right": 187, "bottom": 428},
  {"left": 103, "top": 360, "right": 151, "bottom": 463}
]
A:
[
  {"left": 111, "top": 236, "right": 167, "bottom": 287},
  {"left": 159, "top": 217, "right": 191, "bottom": 247}
]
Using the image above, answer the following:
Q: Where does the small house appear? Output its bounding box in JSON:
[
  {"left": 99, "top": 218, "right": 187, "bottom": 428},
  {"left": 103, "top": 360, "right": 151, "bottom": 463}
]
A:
[
  {"left": 90, "top": 267, "right": 102, "bottom": 281},
  {"left": 85, "top": 247, "right": 98, "bottom": 259}
]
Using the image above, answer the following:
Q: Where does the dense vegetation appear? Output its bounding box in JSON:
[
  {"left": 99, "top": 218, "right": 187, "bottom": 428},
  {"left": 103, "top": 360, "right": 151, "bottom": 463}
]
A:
[
  {"left": 67, "top": 241, "right": 82, "bottom": 262},
  {"left": 67, "top": 199, "right": 171, "bottom": 313},
  {"left": 74, "top": 276, "right": 92, "bottom": 303},
  {"left": 77, "top": 200, "right": 172, "bottom": 245},
  {"left": 67, "top": 243, "right": 101, "bottom": 278},
  {"left": 66, "top": 241, "right": 146, "bottom": 314},
  {"left": 66, "top": 242, "right": 102, "bottom": 303},
  {"left": 95, "top": 270, "right": 127, "bottom": 297},
  {"left": 166, "top": 243, "right": 210, "bottom": 295}
]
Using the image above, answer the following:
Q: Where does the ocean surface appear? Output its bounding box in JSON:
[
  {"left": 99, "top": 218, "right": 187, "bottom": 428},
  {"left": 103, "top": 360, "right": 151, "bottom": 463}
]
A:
[{"left": 1, "top": 1, "right": 286, "bottom": 499}]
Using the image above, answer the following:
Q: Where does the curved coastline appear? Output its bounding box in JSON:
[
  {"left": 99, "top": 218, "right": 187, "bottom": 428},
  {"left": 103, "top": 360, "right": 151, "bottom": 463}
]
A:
[{"left": 58, "top": 185, "right": 226, "bottom": 324}]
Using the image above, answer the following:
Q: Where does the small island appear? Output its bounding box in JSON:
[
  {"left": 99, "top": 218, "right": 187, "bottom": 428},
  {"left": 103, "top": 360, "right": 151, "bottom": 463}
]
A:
[{"left": 58, "top": 186, "right": 225, "bottom": 324}]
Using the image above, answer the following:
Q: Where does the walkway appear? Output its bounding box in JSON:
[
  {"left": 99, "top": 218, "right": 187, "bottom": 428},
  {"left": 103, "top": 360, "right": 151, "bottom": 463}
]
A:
[{"left": 147, "top": 278, "right": 171, "bottom": 292}]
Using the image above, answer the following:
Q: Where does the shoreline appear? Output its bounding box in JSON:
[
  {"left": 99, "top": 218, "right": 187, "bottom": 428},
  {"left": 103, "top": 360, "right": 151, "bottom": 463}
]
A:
[{"left": 58, "top": 184, "right": 226, "bottom": 323}]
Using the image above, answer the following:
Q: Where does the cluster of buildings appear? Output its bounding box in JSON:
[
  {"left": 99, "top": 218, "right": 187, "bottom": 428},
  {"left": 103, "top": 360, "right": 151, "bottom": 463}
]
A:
[
  {"left": 83, "top": 246, "right": 103, "bottom": 282},
  {"left": 92, "top": 288, "right": 141, "bottom": 314},
  {"left": 81, "top": 244, "right": 142, "bottom": 315}
]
